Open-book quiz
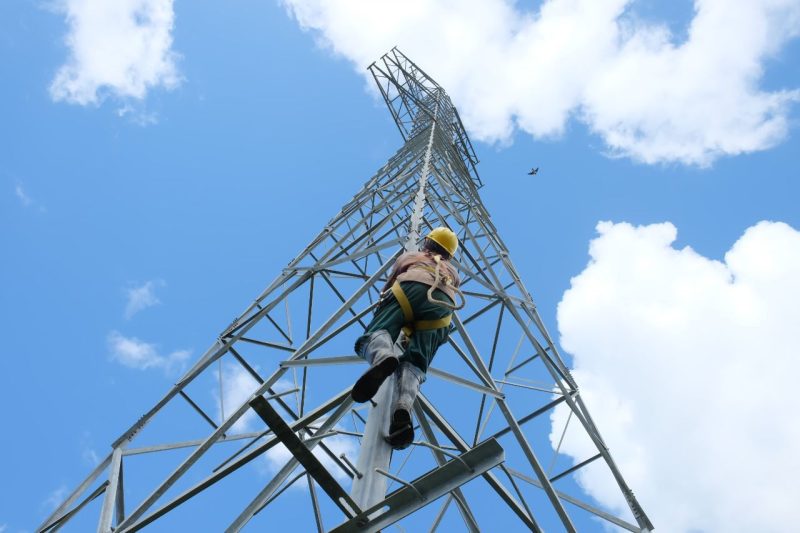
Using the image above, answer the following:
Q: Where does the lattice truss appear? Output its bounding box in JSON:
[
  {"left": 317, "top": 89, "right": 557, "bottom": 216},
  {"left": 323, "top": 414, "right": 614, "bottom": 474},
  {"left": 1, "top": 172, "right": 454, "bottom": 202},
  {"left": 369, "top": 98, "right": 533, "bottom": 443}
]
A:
[{"left": 40, "top": 49, "right": 652, "bottom": 533}]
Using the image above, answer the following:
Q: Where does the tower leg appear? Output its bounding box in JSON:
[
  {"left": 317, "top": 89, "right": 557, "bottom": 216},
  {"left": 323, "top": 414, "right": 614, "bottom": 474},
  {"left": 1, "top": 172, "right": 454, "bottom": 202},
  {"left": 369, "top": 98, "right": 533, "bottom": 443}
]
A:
[{"left": 351, "top": 375, "right": 396, "bottom": 509}]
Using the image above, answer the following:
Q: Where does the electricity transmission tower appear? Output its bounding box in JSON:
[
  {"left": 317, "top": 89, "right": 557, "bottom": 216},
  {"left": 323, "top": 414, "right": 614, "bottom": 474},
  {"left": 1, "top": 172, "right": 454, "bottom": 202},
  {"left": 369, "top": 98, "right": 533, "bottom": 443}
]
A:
[{"left": 40, "top": 48, "right": 653, "bottom": 532}]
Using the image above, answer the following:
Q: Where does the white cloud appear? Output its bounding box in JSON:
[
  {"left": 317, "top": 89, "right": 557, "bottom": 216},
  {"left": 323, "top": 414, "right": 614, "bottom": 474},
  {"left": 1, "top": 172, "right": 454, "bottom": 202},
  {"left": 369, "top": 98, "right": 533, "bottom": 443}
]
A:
[
  {"left": 283, "top": 0, "right": 800, "bottom": 165},
  {"left": 124, "top": 279, "right": 164, "bottom": 319},
  {"left": 117, "top": 102, "right": 159, "bottom": 125},
  {"left": 553, "top": 220, "right": 800, "bottom": 531},
  {"left": 107, "top": 330, "right": 190, "bottom": 374},
  {"left": 50, "top": 0, "right": 181, "bottom": 106},
  {"left": 214, "top": 364, "right": 263, "bottom": 434}
]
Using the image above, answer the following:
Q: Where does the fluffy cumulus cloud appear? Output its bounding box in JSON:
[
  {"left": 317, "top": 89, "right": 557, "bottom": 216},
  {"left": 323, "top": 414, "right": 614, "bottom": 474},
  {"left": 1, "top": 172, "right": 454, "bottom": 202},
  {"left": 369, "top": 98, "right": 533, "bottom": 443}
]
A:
[
  {"left": 552, "top": 220, "right": 800, "bottom": 531},
  {"left": 215, "top": 365, "right": 357, "bottom": 482},
  {"left": 50, "top": 0, "right": 181, "bottom": 106},
  {"left": 107, "top": 330, "right": 190, "bottom": 373},
  {"left": 283, "top": 0, "right": 800, "bottom": 165},
  {"left": 124, "top": 279, "right": 165, "bottom": 319}
]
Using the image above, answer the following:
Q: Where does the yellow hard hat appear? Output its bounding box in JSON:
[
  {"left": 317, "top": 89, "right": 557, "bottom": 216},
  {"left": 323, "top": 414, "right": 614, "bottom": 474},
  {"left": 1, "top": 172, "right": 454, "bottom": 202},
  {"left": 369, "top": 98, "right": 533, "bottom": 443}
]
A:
[{"left": 426, "top": 227, "right": 458, "bottom": 256}]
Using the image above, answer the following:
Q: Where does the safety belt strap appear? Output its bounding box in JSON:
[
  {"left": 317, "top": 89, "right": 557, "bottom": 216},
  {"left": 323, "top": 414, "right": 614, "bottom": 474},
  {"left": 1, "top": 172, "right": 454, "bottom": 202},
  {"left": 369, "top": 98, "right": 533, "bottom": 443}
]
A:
[
  {"left": 414, "top": 316, "right": 452, "bottom": 330},
  {"left": 391, "top": 282, "right": 414, "bottom": 323},
  {"left": 390, "top": 282, "right": 452, "bottom": 333}
]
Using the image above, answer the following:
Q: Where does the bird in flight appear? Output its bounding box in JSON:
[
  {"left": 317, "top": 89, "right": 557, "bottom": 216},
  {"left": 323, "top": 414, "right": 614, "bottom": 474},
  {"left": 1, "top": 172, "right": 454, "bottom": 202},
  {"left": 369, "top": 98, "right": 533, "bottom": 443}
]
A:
[{"left": 527, "top": 167, "right": 539, "bottom": 176}]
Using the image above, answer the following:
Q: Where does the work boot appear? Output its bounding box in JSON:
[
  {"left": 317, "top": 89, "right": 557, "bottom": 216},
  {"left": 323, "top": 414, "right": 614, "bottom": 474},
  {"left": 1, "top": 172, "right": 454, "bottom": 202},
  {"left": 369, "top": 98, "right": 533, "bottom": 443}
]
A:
[
  {"left": 385, "top": 362, "right": 425, "bottom": 450},
  {"left": 351, "top": 330, "right": 399, "bottom": 403}
]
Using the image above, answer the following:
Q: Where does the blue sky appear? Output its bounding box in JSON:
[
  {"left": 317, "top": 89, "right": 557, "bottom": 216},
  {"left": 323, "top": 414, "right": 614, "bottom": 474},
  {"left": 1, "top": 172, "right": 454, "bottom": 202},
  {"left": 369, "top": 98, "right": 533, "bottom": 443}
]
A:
[{"left": 2, "top": 1, "right": 799, "bottom": 532}]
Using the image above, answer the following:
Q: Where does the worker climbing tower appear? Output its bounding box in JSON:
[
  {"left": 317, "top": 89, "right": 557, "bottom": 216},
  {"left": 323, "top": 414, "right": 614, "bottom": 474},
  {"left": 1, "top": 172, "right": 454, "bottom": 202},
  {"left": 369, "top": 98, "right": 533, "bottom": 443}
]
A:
[{"left": 40, "top": 49, "right": 653, "bottom": 532}]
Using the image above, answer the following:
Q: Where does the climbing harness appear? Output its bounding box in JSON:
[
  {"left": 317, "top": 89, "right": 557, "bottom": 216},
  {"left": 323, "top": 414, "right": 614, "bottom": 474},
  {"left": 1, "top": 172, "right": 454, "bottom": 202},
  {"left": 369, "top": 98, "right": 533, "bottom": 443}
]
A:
[{"left": 388, "top": 254, "right": 466, "bottom": 338}]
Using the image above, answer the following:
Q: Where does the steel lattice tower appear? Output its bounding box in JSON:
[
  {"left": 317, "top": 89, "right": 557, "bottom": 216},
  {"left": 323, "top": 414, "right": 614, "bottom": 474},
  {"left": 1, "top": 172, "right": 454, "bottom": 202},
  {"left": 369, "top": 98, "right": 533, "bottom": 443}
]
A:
[{"left": 40, "top": 49, "right": 653, "bottom": 533}]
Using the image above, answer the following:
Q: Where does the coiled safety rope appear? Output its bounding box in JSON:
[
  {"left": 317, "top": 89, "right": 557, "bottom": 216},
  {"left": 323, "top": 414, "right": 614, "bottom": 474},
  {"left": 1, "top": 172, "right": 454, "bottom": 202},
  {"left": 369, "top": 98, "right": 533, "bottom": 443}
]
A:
[{"left": 426, "top": 254, "right": 466, "bottom": 311}]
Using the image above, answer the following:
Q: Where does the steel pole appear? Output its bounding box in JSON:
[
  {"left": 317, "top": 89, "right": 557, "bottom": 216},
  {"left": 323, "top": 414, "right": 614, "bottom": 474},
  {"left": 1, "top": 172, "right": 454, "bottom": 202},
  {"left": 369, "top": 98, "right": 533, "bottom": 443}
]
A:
[{"left": 350, "top": 378, "right": 396, "bottom": 508}]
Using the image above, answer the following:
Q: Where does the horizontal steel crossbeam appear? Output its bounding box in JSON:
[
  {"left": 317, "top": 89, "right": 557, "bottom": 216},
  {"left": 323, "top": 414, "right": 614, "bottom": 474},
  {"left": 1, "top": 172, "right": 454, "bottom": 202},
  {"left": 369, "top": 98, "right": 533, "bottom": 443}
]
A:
[{"left": 330, "top": 439, "right": 504, "bottom": 533}]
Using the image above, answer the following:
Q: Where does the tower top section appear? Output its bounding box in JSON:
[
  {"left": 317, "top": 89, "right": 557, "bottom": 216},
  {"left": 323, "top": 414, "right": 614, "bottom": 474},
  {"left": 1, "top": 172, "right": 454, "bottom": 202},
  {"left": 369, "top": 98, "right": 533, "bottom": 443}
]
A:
[{"left": 369, "top": 47, "right": 483, "bottom": 189}]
